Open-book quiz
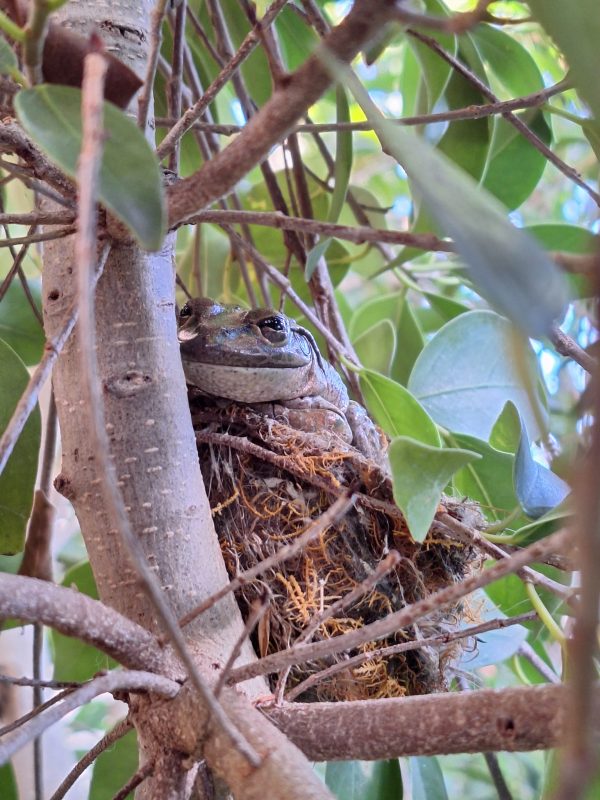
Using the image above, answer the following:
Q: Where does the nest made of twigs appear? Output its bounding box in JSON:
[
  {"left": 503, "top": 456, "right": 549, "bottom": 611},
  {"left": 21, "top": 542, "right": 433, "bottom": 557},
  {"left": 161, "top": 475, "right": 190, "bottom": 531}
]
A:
[{"left": 192, "top": 395, "right": 483, "bottom": 702}]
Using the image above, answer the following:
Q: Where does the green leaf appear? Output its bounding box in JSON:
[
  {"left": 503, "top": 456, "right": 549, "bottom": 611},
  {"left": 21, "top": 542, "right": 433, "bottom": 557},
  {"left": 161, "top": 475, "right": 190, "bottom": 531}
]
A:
[
  {"left": 360, "top": 370, "right": 441, "bottom": 446},
  {"left": 0, "top": 762, "right": 18, "bottom": 800},
  {"left": 325, "top": 759, "right": 403, "bottom": 800},
  {"left": 89, "top": 726, "right": 138, "bottom": 800},
  {"left": 51, "top": 561, "right": 117, "bottom": 681},
  {"left": 514, "top": 416, "right": 571, "bottom": 519},
  {"left": 527, "top": 0, "right": 600, "bottom": 121},
  {"left": 0, "top": 278, "right": 44, "bottom": 366},
  {"left": 388, "top": 437, "right": 480, "bottom": 542},
  {"left": 0, "top": 339, "right": 41, "bottom": 555},
  {"left": 305, "top": 237, "right": 332, "bottom": 281},
  {"left": 354, "top": 320, "right": 396, "bottom": 375},
  {"left": 423, "top": 291, "right": 468, "bottom": 324},
  {"left": 452, "top": 433, "right": 521, "bottom": 524},
  {"left": 0, "top": 33, "right": 17, "bottom": 75},
  {"left": 391, "top": 300, "right": 425, "bottom": 386},
  {"left": 489, "top": 401, "right": 522, "bottom": 454},
  {"left": 344, "top": 72, "right": 569, "bottom": 337},
  {"left": 511, "top": 505, "right": 572, "bottom": 546},
  {"left": 329, "top": 86, "right": 352, "bottom": 224},
  {"left": 408, "top": 310, "right": 547, "bottom": 441},
  {"left": 409, "top": 756, "right": 449, "bottom": 800},
  {"left": 15, "top": 85, "right": 165, "bottom": 250}
]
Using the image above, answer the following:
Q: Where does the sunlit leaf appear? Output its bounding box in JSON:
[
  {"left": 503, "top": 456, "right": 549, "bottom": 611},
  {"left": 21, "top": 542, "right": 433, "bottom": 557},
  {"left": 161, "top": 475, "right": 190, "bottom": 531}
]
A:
[
  {"left": 15, "top": 85, "right": 165, "bottom": 250},
  {"left": 354, "top": 320, "right": 396, "bottom": 375},
  {"left": 408, "top": 311, "right": 547, "bottom": 440},
  {"left": 388, "top": 437, "right": 480, "bottom": 541},
  {"left": 360, "top": 370, "right": 441, "bottom": 446},
  {"left": 0, "top": 339, "right": 41, "bottom": 555}
]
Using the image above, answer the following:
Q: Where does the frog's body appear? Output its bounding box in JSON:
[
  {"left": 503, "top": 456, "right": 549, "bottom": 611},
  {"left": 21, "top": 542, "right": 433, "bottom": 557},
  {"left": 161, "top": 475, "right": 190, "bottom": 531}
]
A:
[{"left": 177, "top": 297, "right": 386, "bottom": 460}]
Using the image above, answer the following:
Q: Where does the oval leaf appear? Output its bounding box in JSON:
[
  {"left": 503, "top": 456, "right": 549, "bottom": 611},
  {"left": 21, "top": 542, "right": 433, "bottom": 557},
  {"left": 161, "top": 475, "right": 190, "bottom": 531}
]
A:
[
  {"left": 408, "top": 310, "right": 546, "bottom": 440},
  {"left": 0, "top": 339, "right": 41, "bottom": 555},
  {"left": 0, "top": 34, "right": 17, "bottom": 75},
  {"left": 409, "top": 756, "right": 448, "bottom": 800},
  {"left": 0, "top": 279, "right": 44, "bottom": 366},
  {"left": 360, "top": 370, "right": 441, "bottom": 446},
  {"left": 514, "top": 416, "right": 571, "bottom": 518},
  {"left": 52, "top": 561, "right": 117, "bottom": 680},
  {"left": 388, "top": 437, "right": 480, "bottom": 542},
  {"left": 354, "top": 320, "right": 396, "bottom": 375},
  {"left": 345, "top": 72, "right": 569, "bottom": 337},
  {"left": 15, "top": 85, "right": 165, "bottom": 250}
]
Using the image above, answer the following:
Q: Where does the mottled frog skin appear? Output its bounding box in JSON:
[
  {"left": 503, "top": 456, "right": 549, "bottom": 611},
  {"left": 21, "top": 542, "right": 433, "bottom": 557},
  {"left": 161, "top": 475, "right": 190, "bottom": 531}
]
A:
[{"left": 177, "top": 298, "right": 386, "bottom": 460}]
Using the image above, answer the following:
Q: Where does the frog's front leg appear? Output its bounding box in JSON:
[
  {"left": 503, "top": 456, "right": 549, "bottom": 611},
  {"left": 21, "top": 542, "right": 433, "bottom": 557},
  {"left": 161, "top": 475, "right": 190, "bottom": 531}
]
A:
[
  {"left": 345, "top": 400, "right": 389, "bottom": 463},
  {"left": 258, "top": 396, "right": 354, "bottom": 444}
]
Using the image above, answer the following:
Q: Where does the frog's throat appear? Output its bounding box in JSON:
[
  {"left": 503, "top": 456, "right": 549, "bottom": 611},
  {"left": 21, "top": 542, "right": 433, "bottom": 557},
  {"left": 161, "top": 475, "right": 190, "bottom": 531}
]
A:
[{"left": 182, "top": 360, "right": 317, "bottom": 403}]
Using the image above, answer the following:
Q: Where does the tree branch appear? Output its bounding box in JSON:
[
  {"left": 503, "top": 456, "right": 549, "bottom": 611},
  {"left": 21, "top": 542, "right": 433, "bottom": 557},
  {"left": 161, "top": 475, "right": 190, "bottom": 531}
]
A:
[
  {"left": 266, "top": 684, "right": 599, "bottom": 761},
  {"left": 0, "top": 671, "right": 179, "bottom": 766}
]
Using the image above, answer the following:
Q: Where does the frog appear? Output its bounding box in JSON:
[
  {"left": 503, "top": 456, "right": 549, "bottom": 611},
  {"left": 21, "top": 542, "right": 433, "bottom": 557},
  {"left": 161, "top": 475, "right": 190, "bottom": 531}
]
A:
[{"left": 177, "top": 297, "right": 387, "bottom": 461}]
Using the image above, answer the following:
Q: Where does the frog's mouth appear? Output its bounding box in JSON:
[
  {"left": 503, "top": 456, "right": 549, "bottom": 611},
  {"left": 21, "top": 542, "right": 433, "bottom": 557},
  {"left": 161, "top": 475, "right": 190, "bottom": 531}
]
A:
[{"left": 181, "top": 360, "right": 314, "bottom": 403}]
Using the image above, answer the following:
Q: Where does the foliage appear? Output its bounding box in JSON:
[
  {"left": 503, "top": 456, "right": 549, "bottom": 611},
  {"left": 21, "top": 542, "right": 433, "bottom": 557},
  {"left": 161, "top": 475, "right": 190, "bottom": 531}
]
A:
[{"left": 0, "top": 0, "right": 597, "bottom": 797}]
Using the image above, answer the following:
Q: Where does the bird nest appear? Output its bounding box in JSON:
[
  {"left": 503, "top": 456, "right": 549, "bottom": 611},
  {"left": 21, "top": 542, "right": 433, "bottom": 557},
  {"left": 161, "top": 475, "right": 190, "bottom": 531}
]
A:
[{"left": 191, "top": 395, "right": 482, "bottom": 702}]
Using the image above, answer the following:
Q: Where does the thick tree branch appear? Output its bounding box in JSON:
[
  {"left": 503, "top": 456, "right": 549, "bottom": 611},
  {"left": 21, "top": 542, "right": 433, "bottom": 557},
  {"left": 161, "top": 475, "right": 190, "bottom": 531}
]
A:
[
  {"left": 266, "top": 685, "right": 600, "bottom": 761},
  {"left": 0, "top": 573, "right": 169, "bottom": 673},
  {"left": 167, "top": 0, "right": 397, "bottom": 226}
]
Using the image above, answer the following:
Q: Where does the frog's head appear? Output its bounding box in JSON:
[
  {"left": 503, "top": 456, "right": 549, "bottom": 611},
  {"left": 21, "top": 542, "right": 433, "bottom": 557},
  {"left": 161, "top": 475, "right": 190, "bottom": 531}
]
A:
[{"left": 177, "top": 297, "right": 316, "bottom": 370}]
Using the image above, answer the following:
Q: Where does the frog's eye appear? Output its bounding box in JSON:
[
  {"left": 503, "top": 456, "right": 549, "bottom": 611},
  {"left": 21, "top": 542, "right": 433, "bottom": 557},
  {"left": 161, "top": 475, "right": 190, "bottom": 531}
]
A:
[
  {"left": 179, "top": 302, "right": 193, "bottom": 321},
  {"left": 258, "top": 315, "right": 289, "bottom": 344}
]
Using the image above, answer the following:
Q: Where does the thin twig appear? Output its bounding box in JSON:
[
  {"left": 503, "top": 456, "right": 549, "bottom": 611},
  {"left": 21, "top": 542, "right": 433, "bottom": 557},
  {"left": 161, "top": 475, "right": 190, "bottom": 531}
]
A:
[
  {"left": 32, "top": 623, "right": 43, "bottom": 800},
  {"left": 186, "top": 208, "right": 452, "bottom": 251},
  {"left": 137, "top": 0, "right": 170, "bottom": 129},
  {"left": 229, "top": 528, "right": 571, "bottom": 684},
  {"left": 0, "top": 688, "right": 74, "bottom": 738},
  {"left": 0, "top": 230, "right": 34, "bottom": 303},
  {"left": 23, "top": 0, "right": 53, "bottom": 84},
  {"left": 550, "top": 324, "right": 595, "bottom": 374},
  {"left": 438, "top": 513, "right": 574, "bottom": 603},
  {"left": 0, "top": 211, "right": 73, "bottom": 225},
  {"left": 517, "top": 642, "right": 561, "bottom": 685},
  {"left": 0, "top": 674, "right": 80, "bottom": 690},
  {"left": 153, "top": 77, "right": 569, "bottom": 134},
  {"left": 48, "top": 719, "right": 133, "bottom": 800},
  {"left": 167, "top": 1, "right": 186, "bottom": 172},
  {"left": 111, "top": 761, "right": 154, "bottom": 800},
  {"left": 285, "top": 611, "right": 536, "bottom": 701},
  {"left": 0, "top": 226, "right": 77, "bottom": 248},
  {"left": 0, "top": 671, "right": 179, "bottom": 766},
  {"left": 214, "top": 593, "right": 270, "bottom": 698}
]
